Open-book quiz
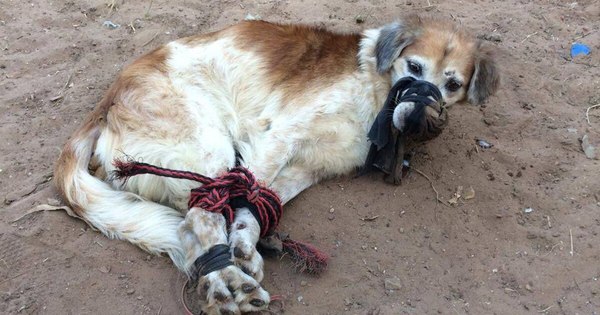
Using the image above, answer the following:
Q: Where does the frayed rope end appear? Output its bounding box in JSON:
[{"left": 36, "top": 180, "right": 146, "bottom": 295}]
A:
[{"left": 282, "top": 239, "right": 329, "bottom": 274}]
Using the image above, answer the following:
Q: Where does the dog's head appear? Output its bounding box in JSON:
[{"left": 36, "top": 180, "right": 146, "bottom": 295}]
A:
[{"left": 375, "top": 15, "right": 500, "bottom": 106}]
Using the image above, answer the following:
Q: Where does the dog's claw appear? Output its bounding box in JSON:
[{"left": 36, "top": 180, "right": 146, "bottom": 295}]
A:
[{"left": 250, "top": 299, "right": 266, "bottom": 307}]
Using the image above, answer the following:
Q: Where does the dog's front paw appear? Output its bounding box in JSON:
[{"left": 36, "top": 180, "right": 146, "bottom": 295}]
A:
[
  {"left": 198, "top": 266, "right": 270, "bottom": 315},
  {"left": 229, "top": 208, "right": 265, "bottom": 282}
]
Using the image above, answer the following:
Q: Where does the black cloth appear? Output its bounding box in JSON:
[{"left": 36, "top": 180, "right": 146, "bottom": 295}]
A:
[{"left": 362, "top": 77, "right": 444, "bottom": 178}]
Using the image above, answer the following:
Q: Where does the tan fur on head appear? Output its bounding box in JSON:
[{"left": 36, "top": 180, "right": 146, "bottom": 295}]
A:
[{"left": 375, "top": 15, "right": 500, "bottom": 105}]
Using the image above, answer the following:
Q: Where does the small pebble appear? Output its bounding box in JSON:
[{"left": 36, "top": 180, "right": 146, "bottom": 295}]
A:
[
  {"left": 126, "top": 289, "right": 135, "bottom": 295},
  {"left": 329, "top": 207, "right": 335, "bottom": 213},
  {"left": 102, "top": 20, "right": 120, "bottom": 29},
  {"left": 525, "top": 284, "right": 533, "bottom": 292},
  {"left": 524, "top": 207, "right": 533, "bottom": 213},
  {"left": 136, "top": 295, "right": 143, "bottom": 300},
  {"left": 384, "top": 278, "right": 402, "bottom": 290},
  {"left": 300, "top": 280, "right": 307, "bottom": 287},
  {"left": 476, "top": 139, "right": 494, "bottom": 149},
  {"left": 297, "top": 295, "right": 303, "bottom": 303}
]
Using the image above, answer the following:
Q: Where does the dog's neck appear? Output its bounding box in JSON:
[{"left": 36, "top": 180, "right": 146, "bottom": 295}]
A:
[{"left": 354, "top": 27, "right": 394, "bottom": 134}]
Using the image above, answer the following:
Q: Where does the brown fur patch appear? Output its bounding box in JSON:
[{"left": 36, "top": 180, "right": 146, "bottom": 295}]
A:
[{"left": 231, "top": 21, "right": 361, "bottom": 101}]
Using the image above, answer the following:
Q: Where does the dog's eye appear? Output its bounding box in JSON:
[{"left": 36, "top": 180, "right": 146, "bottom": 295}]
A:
[
  {"left": 446, "top": 79, "right": 462, "bottom": 92},
  {"left": 407, "top": 61, "right": 422, "bottom": 76}
]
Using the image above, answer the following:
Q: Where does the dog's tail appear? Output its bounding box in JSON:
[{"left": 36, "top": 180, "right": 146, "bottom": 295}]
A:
[{"left": 54, "top": 111, "right": 187, "bottom": 271}]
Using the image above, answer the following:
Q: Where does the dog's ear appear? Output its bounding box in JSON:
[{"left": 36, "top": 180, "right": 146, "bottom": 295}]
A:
[
  {"left": 467, "top": 43, "right": 500, "bottom": 104},
  {"left": 375, "top": 21, "right": 417, "bottom": 74}
]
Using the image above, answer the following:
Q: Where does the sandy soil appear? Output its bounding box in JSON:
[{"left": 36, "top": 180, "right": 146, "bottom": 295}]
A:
[{"left": 1, "top": 0, "right": 599, "bottom": 314}]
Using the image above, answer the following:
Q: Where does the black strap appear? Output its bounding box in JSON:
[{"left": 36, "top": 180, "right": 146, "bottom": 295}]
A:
[{"left": 191, "top": 244, "right": 233, "bottom": 281}]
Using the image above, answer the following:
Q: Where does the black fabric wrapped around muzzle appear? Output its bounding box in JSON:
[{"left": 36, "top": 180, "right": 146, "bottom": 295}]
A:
[{"left": 361, "top": 77, "right": 448, "bottom": 184}]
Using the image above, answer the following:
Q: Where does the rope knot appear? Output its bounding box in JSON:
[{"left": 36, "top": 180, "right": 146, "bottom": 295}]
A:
[
  {"left": 248, "top": 187, "right": 260, "bottom": 203},
  {"left": 112, "top": 160, "right": 329, "bottom": 274}
]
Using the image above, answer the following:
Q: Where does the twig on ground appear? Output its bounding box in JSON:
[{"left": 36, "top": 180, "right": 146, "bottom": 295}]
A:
[
  {"left": 538, "top": 305, "right": 553, "bottom": 313},
  {"left": 569, "top": 228, "right": 574, "bottom": 256},
  {"left": 128, "top": 22, "right": 136, "bottom": 33},
  {"left": 11, "top": 204, "right": 77, "bottom": 223},
  {"left": 585, "top": 103, "right": 600, "bottom": 125},
  {"left": 521, "top": 31, "right": 538, "bottom": 43},
  {"left": 411, "top": 167, "right": 450, "bottom": 207},
  {"left": 146, "top": 0, "right": 154, "bottom": 17},
  {"left": 107, "top": 0, "right": 117, "bottom": 16},
  {"left": 546, "top": 215, "right": 551, "bottom": 228},
  {"left": 574, "top": 31, "right": 595, "bottom": 40},
  {"left": 142, "top": 32, "right": 160, "bottom": 47},
  {"left": 157, "top": 305, "right": 162, "bottom": 315},
  {"left": 360, "top": 215, "right": 379, "bottom": 221}
]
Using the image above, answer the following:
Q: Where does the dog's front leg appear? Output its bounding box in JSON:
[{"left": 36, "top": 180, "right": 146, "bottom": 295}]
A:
[
  {"left": 228, "top": 163, "right": 316, "bottom": 283},
  {"left": 179, "top": 208, "right": 270, "bottom": 314}
]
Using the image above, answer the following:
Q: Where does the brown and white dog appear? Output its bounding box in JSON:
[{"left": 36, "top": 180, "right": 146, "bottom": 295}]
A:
[{"left": 54, "top": 15, "right": 499, "bottom": 314}]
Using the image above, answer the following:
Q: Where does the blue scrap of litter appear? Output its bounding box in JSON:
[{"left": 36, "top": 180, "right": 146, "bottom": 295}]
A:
[{"left": 571, "top": 43, "right": 591, "bottom": 58}]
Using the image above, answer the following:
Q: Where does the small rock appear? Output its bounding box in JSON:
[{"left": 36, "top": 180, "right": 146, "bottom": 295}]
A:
[
  {"left": 300, "top": 280, "right": 307, "bottom": 287},
  {"left": 478, "top": 33, "right": 502, "bottom": 42},
  {"left": 524, "top": 207, "right": 534, "bottom": 214},
  {"left": 344, "top": 298, "right": 352, "bottom": 306},
  {"left": 463, "top": 186, "right": 475, "bottom": 200},
  {"left": 476, "top": 139, "right": 494, "bottom": 149},
  {"left": 126, "top": 289, "right": 135, "bottom": 295},
  {"left": 136, "top": 295, "right": 143, "bottom": 300},
  {"left": 525, "top": 283, "right": 533, "bottom": 292},
  {"left": 328, "top": 213, "right": 335, "bottom": 221},
  {"left": 102, "top": 20, "right": 120, "bottom": 29},
  {"left": 297, "top": 295, "right": 303, "bottom": 303},
  {"left": 245, "top": 13, "right": 262, "bottom": 21},
  {"left": 355, "top": 15, "right": 365, "bottom": 24},
  {"left": 329, "top": 207, "right": 335, "bottom": 213},
  {"left": 384, "top": 278, "right": 402, "bottom": 290},
  {"left": 98, "top": 266, "right": 110, "bottom": 273},
  {"left": 47, "top": 198, "right": 60, "bottom": 206},
  {"left": 581, "top": 135, "right": 597, "bottom": 159}
]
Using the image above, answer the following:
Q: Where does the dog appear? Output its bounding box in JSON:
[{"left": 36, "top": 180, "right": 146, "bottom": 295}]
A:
[{"left": 54, "top": 15, "right": 499, "bottom": 314}]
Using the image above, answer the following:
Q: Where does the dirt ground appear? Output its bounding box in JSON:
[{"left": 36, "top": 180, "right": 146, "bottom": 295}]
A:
[{"left": 1, "top": 0, "right": 599, "bottom": 314}]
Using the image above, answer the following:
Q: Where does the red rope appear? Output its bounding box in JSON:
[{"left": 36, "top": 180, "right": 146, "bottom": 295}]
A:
[{"left": 112, "top": 160, "right": 328, "bottom": 273}]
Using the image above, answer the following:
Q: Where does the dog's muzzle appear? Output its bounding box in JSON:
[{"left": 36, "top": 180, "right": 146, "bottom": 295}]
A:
[{"left": 361, "top": 77, "right": 449, "bottom": 184}]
